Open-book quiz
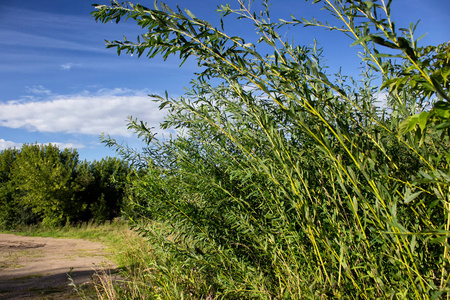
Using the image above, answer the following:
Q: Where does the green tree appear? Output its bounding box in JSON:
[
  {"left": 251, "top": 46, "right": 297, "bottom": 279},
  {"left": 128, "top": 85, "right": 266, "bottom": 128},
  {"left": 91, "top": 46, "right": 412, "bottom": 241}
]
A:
[
  {"left": 78, "top": 157, "right": 132, "bottom": 222},
  {"left": 0, "top": 148, "right": 39, "bottom": 228},
  {"left": 10, "top": 144, "right": 83, "bottom": 226},
  {"left": 93, "top": 0, "right": 449, "bottom": 298}
]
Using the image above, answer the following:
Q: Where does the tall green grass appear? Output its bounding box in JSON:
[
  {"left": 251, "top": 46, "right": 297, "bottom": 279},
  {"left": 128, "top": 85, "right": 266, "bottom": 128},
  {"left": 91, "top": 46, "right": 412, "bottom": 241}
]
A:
[{"left": 92, "top": 0, "right": 450, "bottom": 298}]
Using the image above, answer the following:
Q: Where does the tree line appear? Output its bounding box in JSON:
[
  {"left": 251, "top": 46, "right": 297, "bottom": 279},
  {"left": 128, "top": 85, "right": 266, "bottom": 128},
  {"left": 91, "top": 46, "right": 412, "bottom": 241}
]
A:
[{"left": 0, "top": 144, "right": 133, "bottom": 228}]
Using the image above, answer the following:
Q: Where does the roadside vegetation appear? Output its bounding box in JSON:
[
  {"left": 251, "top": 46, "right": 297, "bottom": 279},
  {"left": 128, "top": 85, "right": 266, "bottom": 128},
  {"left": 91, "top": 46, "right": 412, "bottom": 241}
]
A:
[{"left": 91, "top": 0, "right": 449, "bottom": 298}]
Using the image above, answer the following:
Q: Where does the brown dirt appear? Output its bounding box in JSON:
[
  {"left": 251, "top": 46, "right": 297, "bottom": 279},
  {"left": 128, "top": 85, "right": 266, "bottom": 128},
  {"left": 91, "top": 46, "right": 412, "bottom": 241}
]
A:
[{"left": 0, "top": 233, "right": 117, "bottom": 299}]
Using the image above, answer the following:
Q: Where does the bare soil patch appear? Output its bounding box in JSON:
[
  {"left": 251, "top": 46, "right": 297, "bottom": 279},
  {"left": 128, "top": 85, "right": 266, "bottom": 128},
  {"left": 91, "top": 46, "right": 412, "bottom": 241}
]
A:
[{"left": 0, "top": 233, "right": 117, "bottom": 299}]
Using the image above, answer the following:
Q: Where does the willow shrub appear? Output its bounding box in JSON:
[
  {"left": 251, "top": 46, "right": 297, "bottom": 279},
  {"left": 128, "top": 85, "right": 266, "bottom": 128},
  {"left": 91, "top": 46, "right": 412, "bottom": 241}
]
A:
[{"left": 93, "top": 0, "right": 449, "bottom": 298}]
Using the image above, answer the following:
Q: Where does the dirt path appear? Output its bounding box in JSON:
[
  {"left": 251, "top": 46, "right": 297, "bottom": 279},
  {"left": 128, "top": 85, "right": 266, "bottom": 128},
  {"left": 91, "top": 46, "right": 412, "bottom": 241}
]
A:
[{"left": 0, "top": 233, "right": 117, "bottom": 299}]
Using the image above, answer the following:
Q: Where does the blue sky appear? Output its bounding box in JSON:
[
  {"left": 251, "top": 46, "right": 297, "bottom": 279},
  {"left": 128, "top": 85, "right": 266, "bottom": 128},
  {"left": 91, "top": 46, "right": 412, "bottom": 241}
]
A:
[{"left": 0, "top": 0, "right": 448, "bottom": 161}]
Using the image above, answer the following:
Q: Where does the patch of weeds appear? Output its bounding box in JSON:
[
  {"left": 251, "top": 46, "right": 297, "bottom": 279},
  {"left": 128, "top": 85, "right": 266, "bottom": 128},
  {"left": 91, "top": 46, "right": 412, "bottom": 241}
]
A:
[
  {"left": 4, "top": 264, "right": 25, "bottom": 269},
  {"left": 0, "top": 251, "right": 19, "bottom": 265},
  {"left": 68, "top": 271, "right": 99, "bottom": 299},
  {"left": 18, "top": 249, "right": 44, "bottom": 259},
  {"left": 0, "top": 252, "right": 26, "bottom": 269},
  {"left": 74, "top": 248, "right": 105, "bottom": 258},
  {"left": 0, "top": 249, "right": 44, "bottom": 269},
  {"left": 12, "top": 273, "right": 43, "bottom": 280},
  {"left": 28, "top": 285, "right": 66, "bottom": 295}
]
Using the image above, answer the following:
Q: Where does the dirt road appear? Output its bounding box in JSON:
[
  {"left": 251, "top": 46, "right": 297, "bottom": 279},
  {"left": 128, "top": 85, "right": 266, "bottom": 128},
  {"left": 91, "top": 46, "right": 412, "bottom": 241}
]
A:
[{"left": 0, "top": 233, "right": 117, "bottom": 299}]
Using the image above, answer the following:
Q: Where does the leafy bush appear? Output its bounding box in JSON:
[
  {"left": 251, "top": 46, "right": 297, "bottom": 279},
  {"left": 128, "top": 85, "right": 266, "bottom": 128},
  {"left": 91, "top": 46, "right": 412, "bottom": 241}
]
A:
[{"left": 93, "top": 0, "right": 449, "bottom": 298}]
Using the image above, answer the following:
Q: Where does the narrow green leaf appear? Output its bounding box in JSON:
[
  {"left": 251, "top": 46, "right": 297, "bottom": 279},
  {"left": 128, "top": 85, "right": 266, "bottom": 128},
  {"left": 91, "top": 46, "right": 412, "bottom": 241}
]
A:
[
  {"left": 350, "top": 35, "right": 371, "bottom": 47},
  {"left": 399, "top": 115, "right": 418, "bottom": 135},
  {"left": 184, "top": 8, "right": 196, "bottom": 19},
  {"left": 404, "top": 190, "right": 422, "bottom": 204},
  {"left": 410, "top": 234, "right": 417, "bottom": 253},
  {"left": 408, "top": 115, "right": 419, "bottom": 131},
  {"left": 418, "top": 111, "right": 429, "bottom": 132},
  {"left": 369, "top": 35, "right": 399, "bottom": 49}
]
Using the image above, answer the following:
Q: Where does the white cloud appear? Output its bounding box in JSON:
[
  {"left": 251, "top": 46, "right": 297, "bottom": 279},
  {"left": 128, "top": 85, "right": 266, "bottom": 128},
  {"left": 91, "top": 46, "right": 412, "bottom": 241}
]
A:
[
  {"left": 0, "top": 88, "right": 168, "bottom": 138},
  {"left": 0, "top": 140, "right": 85, "bottom": 151},
  {"left": 48, "top": 142, "right": 86, "bottom": 149},
  {"left": 0, "top": 139, "right": 22, "bottom": 150}
]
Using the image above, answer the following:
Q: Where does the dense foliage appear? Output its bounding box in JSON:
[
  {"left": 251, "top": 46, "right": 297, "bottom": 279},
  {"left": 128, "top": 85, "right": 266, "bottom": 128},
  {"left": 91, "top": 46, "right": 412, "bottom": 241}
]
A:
[
  {"left": 93, "top": 0, "right": 449, "bottom": 298},
  {"left": 0, "top": 144, "right": 133, "bottom": 228}
]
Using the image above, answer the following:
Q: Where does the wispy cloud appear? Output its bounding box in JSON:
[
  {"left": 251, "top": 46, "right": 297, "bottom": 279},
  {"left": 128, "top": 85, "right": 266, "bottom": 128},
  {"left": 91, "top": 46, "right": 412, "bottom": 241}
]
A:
[
  {"left": 0, "top": 88, "right": 168, "bottom": 137},
  {"left": 0, "top": 30, "right": 103, "bottom": 54},
  {"left": 60, "top": 63, "right": 82, "bottom": 70},
  {"left": 26, "top": 85, "right": 52, "bottom": 95}
]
